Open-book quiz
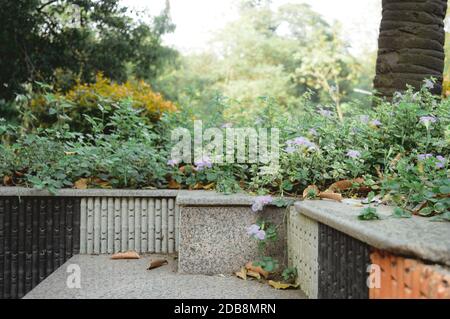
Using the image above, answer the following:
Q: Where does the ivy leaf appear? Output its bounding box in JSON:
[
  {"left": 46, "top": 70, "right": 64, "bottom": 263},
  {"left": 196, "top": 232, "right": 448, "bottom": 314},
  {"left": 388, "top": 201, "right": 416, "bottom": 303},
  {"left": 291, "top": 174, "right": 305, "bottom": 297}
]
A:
[
  {"left": 391, "top": 207, "right": 412, "bottom": 219},
  {"left": 281, "top": 180, "right": 293, "bottom": 191},
  {"left": 272, "top": 198, "right": 294, "bottom": 208},
  {"left": 358, "top": 207, "right": 380, "bottom": 221},
  {"left": 431, "top": 212, "right": 450, "bottom": 222}
]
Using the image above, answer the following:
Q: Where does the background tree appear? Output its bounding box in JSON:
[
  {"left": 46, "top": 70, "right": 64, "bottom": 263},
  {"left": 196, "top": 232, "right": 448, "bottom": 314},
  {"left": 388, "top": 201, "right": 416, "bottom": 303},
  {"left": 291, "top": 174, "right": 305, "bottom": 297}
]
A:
[
  {"left": 157, "top": 2, "right": 366, "bottom": 122},
  {"left": 0, "top": 0, "right": 176, "bottom": 101},
  {"left": 374, "top": 0, "right": 448, "bottom": 98}
]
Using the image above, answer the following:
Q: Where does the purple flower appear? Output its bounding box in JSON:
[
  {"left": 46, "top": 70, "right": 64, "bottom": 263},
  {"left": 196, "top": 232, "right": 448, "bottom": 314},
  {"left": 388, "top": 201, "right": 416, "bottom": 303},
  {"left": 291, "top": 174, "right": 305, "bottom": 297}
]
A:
[
  {"left": 436, "top": 155, "right": 446, "bottom": 169},
  {"left": 359, "top": 115, "right": 370, "bottom": 124},
  {"left": 285, "top": 146, "right": 296, "bottom": 154},
  {"left": 293, "top": 137, "right": 308, "bottom": 146},
  {"left": 221, "top": 123, "right": 233, "bottom": 129},
  {"left": 251, "top": 195, "right": 273, "bottom": 213},
  {"left": 167, "top": 159, "right": 179, "bottom": 167},
  {"left": 417, "top": 154, "right": 433, "bottom": 161},
  {"left": 286, "top": 136, "right": 318, "bottom": 152},
  {"left": 246, "top": 224, "right": 260, "bottom": 236},
  {"left": 309, "top": 128, "right": 318, "bottom": 136},
  {"left": 419, "top": 116, "right": 437, "bottom": 126},
  {"left": 246, "top": 224, "right": 266, "bottom": 240},
  {"left": 319, "top": 109, "right": 333, "bottom": 117},
  {"left": 194, "top": 156, "right": 213, "bottom": 171},
  {"left": 255, "top": 229, "right": 266, "bottom": 240},
  {"left": 371, "top": 119, "right": 382, "bottom": 127},
  {"left": 347, "top": 150, "right": 361, "bottom": 159}
]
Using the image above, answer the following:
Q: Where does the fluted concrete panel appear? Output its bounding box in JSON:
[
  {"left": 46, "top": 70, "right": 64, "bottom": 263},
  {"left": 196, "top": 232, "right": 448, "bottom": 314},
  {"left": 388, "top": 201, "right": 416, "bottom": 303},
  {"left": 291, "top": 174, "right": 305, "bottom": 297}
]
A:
[
  {"left": 80, "top": 197, "right": 178, "bottom": 254},
  {"left": 287, "top": 207, "right": 319, "bottom": 299}
]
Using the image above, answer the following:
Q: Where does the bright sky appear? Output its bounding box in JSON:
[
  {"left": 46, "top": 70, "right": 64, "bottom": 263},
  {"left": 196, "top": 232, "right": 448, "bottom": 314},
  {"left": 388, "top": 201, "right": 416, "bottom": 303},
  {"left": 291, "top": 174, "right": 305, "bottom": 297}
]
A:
[{"left": 122, "top": 0, "right": 382, "bottom": 55}]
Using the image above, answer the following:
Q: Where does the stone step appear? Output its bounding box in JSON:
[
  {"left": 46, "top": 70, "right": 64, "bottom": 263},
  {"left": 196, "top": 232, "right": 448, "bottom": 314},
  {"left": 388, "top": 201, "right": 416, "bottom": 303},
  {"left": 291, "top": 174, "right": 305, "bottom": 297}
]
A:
[{"left": 24, "top": 254, "right": 306, "bottom": 299}]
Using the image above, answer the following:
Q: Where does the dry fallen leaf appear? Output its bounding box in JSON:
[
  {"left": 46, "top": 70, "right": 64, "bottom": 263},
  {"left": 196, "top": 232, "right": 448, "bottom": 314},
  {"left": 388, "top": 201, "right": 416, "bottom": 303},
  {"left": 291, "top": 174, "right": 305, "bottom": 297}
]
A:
[
  {"left": 302, "top": 185, "right": 320, "bottom": 199},
  {"left": 74, "top": 178, "right": 89, "bottom": 190},
  {"left": 91, "top": 178, "right": 111, "bottom": 189},
  {"left": 192, "top": 183, "right": 205, "bottom": 190},
  {"left": 203, "top": 182, "right": 215, "bottom": 190},
  {"left": 3, "top": 175, "right": 13, "bottom": 186},
  {"left": 319, "top": 192, "right": 342, "bottom": 202},
  {"left": 111, "top": 251, "right": 140, "bottom": 260},
  {"left": 268, "top": 280, "right": 299, "bottom": 290},
  {"left": 247, "top": 270, "right": 261, "bottom": 280},
  {"left": 168, "top": 179, "right": 181, "bottom": 189},
  {"left": 327, "top": 178, "right": 364, "bottom": 193},
  {"left": 235, "top": 267, "right": 247, "bottom": 280},
  {"left": 64, "top": 151, "right": 77, "bottom": 156},
  {"left": 148, "top": 259, "right": 168, "bottom": 270},
  {"left": 245, "top": 262, "right": 269, "bottom": 279}
]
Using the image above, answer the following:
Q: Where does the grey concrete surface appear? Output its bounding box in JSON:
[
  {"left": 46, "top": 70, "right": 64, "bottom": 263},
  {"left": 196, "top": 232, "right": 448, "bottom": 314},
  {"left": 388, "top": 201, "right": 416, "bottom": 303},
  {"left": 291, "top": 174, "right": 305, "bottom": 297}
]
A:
[
  {"left": 178, "top": 206, "right": 288, "bottom": 275},
  {"left": 24, "top": 254, "right": 305, "bottom": 299},
  {"left": 296, "top": 200, "right": 450, "bottom": 267},
  {"left": 176, "top": 190, "right": 260, "bottom": 206},
  {"left": 176, "top": 190, "right": 296, "bottom": 206},
  {"left": 0, "top": 187, "right": 179, "bottom": 197}
]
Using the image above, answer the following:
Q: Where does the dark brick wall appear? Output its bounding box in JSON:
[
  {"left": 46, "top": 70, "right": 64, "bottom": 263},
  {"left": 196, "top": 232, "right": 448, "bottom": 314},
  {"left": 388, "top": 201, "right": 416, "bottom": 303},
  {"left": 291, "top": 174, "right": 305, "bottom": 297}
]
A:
[
  {"left": 318, "top": 223, "right": 371, "bottom": 299},
  {"left": 0, "top": 197, "right": 80, "bottom": 299}
]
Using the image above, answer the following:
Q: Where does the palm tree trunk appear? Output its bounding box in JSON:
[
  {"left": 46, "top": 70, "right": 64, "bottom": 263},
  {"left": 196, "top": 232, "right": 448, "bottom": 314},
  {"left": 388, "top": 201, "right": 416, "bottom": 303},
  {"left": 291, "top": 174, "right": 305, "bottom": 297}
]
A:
[{"left": 374, "top": 0, "right": 448, "bottom": 98}]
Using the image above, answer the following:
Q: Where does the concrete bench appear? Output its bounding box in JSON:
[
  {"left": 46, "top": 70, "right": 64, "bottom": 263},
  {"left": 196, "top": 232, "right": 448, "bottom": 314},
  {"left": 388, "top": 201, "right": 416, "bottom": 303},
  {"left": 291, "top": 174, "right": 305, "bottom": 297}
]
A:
[{"left": 289, "top": 200, "right": 450, "bottom": 299}]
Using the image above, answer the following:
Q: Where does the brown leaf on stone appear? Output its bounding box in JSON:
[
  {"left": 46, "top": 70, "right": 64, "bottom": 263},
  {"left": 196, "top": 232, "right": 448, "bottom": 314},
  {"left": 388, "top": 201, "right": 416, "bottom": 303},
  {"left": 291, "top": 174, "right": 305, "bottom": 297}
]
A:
[
  {"left": 74, "top": 178, "right": 89, "bottom": 190},
  {"left": 203, "top": 182, "right": 215, "bottom": 190},
  {"left": 245, "top": 262, "right": 269, "bottom": 279},
  {"left": 268, "top": 280, "right": 299, "bottom": 290},
  {"left": 192, "top": 182, "right": 205, "bottom": 190},
  {"left": 319, "top": 192, "right": 342, "bottom": 202},
  {"left": 3, "top": 175, "right": 13, "bottom": 186},
  {"left": 247, "top": 270, "right": 261, "bottom": 280},
  {"left": 168, "top": 179, "right": 181, "bottom": 189},
  {"left": 91, "top": 178, "right": 111, "bottom": 189},
  {"left": 111, "top": 251, "right": 140, "bottom": 260},
  {"left": 327, "top": 178, "right": 365, "bottom": 193},
  {"left": 148, "top": 259, "right": 168, "bottom": 270},
  {"left": 303, "top": 185, "right": 320, "bottom": 199},
  {"left": 235, "top": 267, "right": 247, "bottom": 280}
]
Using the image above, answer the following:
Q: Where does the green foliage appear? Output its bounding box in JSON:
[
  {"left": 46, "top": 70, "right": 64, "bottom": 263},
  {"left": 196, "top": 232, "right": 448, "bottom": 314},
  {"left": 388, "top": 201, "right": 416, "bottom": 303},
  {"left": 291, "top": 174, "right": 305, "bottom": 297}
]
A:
[
  {"left": 254, "top": 256, "right": 279, "bottom": 273},
  {"left": 391, "top": 207, "right": 412, "bottom": 219},
  {"left": 1, "top": 81, "right": 448, "bottom": 220},
  {"left": 281, "top": 267, "right": 298, "bottom": 283},
  {"left": 0, "top": 101, "right": 170, "bottom": 191},
  {"left": 358, "top": 207, "right": 380, "bottom": 221},
  {"left": 0, "top": 0, "right": 176, "bottom": 101}
]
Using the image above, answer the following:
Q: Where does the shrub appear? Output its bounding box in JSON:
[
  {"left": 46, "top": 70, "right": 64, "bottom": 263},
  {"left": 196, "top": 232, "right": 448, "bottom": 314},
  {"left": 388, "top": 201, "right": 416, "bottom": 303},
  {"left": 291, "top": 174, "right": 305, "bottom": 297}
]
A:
[{"left": 28, "top": 74, "right": 176, "bottom": 133}]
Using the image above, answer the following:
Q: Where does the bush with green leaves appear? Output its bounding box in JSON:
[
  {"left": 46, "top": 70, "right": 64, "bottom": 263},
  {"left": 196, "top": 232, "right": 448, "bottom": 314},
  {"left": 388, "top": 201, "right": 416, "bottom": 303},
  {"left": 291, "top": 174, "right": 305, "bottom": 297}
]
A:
[{"left": 0, "top": 100, "right": 170, "bottom": 193}]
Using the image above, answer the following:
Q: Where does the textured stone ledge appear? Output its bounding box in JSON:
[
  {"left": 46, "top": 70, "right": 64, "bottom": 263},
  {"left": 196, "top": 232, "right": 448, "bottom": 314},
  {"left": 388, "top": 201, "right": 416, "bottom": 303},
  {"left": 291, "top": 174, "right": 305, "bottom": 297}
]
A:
[
  {"left": 176, "top": 190, "right": 257, "bottom": 206},
  {"left": 295, "top": 200, "right": 450, "bottom": 267},
  {"left": 0, "top": 187, "right": 179, "bottom": 198},
  {"left": 176, "top": 190, "right": 294, "bottom": 206}
]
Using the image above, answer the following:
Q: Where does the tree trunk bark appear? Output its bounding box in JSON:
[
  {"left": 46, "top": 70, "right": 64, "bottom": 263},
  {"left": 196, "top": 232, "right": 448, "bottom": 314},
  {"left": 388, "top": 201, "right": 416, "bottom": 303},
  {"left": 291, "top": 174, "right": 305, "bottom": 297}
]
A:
[{"left": 374, "top": 0, "right": 448, "bottom": 98}]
